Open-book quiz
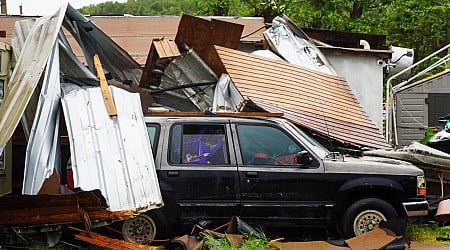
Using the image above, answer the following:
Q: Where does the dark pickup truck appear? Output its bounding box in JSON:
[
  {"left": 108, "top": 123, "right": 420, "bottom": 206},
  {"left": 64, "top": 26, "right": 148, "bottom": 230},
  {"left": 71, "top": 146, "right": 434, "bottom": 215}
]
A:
[{"left": 120, "top": 114, "right": 428, "bottom": 243}]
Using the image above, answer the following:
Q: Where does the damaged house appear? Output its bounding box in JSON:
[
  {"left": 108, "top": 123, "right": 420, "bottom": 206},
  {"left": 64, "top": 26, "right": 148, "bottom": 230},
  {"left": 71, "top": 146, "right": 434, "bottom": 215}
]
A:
[{"left": 1, "top": 2, "right": 433, "bottom": 248}]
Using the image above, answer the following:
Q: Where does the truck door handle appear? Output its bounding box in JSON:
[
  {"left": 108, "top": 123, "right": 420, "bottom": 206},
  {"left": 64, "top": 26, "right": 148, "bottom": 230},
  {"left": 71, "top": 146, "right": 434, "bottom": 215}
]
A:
[
  {"left": 246, "top": 171, "right": 258, "bottom": 178},
  {"left": 167, "top": 171, "right": 179, "bottom": 177}
]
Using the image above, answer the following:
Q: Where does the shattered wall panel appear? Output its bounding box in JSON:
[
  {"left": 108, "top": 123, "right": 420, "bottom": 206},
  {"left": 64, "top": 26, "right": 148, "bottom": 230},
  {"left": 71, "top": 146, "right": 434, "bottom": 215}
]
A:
[
  {"left": 215, "top": 46, "right": 390, "bottom": 149},
  {"left": 61, "top": 85, "right": 162, "bottom": 211}
]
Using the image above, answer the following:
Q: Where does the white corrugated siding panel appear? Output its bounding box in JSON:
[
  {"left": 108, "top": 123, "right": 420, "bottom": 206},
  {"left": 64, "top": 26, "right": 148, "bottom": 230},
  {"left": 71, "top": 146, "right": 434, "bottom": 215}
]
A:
[
  {"left": 62, "top": 85, "right": 162, "bottom": 212},
  {"left": 396, "top": 93, "right": 426, "bottom": 146},
  {"left": 22, "top": 44, "right": 61, "bottom": 194}
]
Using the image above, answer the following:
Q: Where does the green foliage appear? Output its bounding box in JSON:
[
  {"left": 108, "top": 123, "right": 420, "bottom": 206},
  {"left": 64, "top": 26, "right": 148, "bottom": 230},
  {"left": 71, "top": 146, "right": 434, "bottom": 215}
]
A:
[{"left": 200, "top": 232, "right": 276, "bottom": 250}]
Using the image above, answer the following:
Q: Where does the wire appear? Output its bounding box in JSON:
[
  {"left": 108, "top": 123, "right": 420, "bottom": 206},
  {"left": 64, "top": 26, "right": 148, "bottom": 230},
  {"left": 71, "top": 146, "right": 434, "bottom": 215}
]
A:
[{"left": 241, "top": 25, "right": 266, "bottom": 39}]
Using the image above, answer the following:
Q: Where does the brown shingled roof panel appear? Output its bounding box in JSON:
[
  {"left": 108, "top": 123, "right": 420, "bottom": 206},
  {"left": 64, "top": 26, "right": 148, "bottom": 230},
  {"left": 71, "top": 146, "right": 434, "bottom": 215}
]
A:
[{"left": 215, "top": 45, "right": 390, "bottom": 149}]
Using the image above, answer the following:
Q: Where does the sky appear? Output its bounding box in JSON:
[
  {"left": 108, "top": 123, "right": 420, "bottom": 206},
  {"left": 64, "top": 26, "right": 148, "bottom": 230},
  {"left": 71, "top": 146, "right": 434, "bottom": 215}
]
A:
[{"left": 5, "top": 0, "right": 126, "bottom": 16}]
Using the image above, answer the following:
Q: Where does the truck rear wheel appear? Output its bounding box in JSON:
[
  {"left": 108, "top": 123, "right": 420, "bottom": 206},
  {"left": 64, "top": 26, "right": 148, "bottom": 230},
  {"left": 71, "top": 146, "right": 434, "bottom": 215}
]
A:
[
  {"left": 122, "top": 210, "right": 170, "bottom": 244},
  {"left": 341, "top": 198, "right": 398, "bottom": 238}
]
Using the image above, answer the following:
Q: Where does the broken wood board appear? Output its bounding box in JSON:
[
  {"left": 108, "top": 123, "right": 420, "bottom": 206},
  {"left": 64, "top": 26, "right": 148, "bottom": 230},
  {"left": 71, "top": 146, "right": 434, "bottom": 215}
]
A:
[
  {"left": 93, "top": 54, "right": 117, "bottom": 116},
  {"left": 175, "top": 14, "right": 244, "bottom": 75},
  {"left": 71, "top": 226, "right": 158, "bottom": 250},
  {"left": 0, "top": 191, "right": 133, "bottom": 227},
  {"left": 140, "top": 38, "right": 181, "bottom": 88}
]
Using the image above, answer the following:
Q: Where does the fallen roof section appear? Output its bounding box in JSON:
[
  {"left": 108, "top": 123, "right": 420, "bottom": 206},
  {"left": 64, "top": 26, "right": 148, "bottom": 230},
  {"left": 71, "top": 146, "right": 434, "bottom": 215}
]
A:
[
  {"left": 215, "top": 45, "right": 390, "bottom": 149},
  {"left": 61, "top": 85, "right": 163, "bottom": 212}
]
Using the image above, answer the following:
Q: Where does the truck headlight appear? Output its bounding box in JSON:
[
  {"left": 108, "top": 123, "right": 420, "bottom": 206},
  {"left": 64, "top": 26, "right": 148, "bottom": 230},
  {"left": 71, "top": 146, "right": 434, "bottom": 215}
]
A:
[{"left": 417, "top": 175, "right": 426, "bottom": 196}]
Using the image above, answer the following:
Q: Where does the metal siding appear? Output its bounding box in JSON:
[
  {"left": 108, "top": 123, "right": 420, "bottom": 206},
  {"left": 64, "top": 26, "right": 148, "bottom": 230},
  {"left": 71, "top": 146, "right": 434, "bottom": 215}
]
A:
[
  {"left": 61, "top": 85, "right": 162, "bottom": 212},
  {"left": 22, "top": 44, "right": 62, "bottom": 194},
  {"left": 215, "top": 46, "right": 390, "bottom": 149},
  {"left": 0, "top": 4, "right": 67, "bottom": 154}
]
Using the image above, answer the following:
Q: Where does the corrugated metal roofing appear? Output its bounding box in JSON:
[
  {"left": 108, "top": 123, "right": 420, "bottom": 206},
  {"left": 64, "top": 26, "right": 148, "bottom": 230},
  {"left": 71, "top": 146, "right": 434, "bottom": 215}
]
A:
[
  {"left": 0, "top": 4, "right": 67, "bottom": 154},
  {"left": 215, "top": 45, "right": 390, "bottom": 149},
  {"left": 61, "top": 85, "right": 162, "bottom": 212}
]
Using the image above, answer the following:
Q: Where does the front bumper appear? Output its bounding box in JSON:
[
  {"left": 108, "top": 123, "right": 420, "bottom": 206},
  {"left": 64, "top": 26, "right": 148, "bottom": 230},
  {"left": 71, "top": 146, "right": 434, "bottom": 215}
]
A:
[{"left": 403, "top": 200, "right": 429, "bottom": 217}]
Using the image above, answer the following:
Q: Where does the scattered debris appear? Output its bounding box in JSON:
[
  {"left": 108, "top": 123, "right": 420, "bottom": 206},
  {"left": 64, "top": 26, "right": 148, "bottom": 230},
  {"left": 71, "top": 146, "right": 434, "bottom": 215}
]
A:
[{"left": 70, "top": 226, "right": 158, "bottom": 250}]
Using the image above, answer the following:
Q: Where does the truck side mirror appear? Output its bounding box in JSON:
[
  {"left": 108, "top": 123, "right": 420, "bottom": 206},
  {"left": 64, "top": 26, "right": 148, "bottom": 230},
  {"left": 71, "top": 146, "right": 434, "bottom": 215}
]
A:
[{"left": 296, "top": 150, "right": 312, "bottom": 165}]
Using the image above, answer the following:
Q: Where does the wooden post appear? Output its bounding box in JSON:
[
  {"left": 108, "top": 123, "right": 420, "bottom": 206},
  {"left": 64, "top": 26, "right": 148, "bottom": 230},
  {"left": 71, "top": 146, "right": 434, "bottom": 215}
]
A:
[{"left": 93, "top": 54, "right": 117, "bottom": 116}]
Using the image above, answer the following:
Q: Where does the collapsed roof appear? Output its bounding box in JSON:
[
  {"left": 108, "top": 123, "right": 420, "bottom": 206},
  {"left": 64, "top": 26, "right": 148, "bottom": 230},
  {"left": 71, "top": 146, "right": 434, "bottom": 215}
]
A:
[{"left": 0, "top": 5, "right": 391, "bottom": 203}]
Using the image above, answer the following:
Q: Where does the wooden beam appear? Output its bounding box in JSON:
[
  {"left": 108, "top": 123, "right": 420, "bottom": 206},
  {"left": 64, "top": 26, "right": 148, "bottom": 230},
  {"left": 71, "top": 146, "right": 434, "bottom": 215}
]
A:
[
  {"left": 71, "top": 226, "right": 158, "bottom": 250},
  {"left": 93, "top": 54, "right": 118, "bottom": 116},
  {"left": 143, "top": 111, "right": 284, "bottom": 117}
]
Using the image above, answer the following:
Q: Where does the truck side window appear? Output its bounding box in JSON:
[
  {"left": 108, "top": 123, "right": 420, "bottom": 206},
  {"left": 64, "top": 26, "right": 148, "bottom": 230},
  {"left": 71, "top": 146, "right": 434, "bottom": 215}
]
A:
[
  {"left": 169, "top": 124, "right": 229, "bottom": 165},
  {"left": 146, "top": 124, "right": 160, "bottom": 159},
  {"left": 237, "top": 124, "right": 304, "bottom": 166}
]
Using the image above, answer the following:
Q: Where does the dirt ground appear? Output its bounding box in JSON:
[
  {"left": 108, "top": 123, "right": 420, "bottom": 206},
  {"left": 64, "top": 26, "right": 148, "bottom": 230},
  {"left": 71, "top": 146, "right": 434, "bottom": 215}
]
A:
[{"left": 409, "top": 242, "right": 450, "bottom": 249}]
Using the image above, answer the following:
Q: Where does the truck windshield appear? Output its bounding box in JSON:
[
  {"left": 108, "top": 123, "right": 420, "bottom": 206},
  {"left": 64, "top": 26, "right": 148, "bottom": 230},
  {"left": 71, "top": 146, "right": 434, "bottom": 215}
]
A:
[{"left": 283, "top": 121, "right": 329, "bottom": 159}]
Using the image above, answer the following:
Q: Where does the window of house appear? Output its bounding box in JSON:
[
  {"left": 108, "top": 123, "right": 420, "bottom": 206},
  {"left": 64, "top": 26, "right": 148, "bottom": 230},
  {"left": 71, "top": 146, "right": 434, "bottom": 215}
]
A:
[
  {"left": 237, "top": 124, "right": 304, "bottom": 166},
  {"left": 169, "top": 124, "right": 229, "bottom": 165}
]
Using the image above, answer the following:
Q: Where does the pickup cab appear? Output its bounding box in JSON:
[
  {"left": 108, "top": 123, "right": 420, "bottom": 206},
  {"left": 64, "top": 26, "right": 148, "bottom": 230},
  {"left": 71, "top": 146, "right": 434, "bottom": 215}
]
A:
[{"left": 120, "top": 114, "right": 428, "bottom": 243}]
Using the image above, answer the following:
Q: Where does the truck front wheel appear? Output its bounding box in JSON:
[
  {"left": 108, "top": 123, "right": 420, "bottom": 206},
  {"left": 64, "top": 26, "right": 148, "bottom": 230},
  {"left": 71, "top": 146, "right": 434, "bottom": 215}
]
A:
[{"left": 341, "top": 198, "right": 398, "bottom": 238}]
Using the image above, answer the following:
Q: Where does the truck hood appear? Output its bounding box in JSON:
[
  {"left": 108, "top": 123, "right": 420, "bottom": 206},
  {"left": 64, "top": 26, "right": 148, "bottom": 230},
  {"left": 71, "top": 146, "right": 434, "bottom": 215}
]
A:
[{"left": 324, "top": 155, "right": 424, "bottom": 176}]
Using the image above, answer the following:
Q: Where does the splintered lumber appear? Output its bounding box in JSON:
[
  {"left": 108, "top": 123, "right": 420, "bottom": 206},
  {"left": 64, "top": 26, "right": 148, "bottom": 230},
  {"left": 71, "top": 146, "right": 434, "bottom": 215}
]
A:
[
  {"left": 71, "top": 226, "right": 158, "bottom": 250},
  {"left": 0, "top": 191, "right": 133, "bottom": 227},
  {"left": 93, "top": 54, "right": 118, "bottom": 116}
]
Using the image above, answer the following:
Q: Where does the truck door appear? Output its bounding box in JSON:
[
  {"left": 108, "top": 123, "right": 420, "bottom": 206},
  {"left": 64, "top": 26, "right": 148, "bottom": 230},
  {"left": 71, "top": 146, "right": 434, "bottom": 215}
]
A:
[
  {"left": 232, "top": 122, "right": 332, "bottom": 229},
  {"left": 157, "top": 121, "right": 239, "bottom": 225}
]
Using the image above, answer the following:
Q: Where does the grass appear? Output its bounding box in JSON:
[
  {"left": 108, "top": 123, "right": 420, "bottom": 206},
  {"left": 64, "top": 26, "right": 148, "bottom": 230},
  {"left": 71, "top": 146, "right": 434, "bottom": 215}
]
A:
[
  {"left": 201, "top": 231, "right": 276, "bottom": 250},
  {"left": 405, "top": 222, "right": 450, "bottom": 245}
]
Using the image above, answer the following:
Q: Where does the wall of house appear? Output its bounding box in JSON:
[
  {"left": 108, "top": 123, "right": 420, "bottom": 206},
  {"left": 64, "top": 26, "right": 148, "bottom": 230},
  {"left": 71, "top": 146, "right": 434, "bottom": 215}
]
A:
[
  {"left": 326, "top": 54, "right": 384, "bottom": 132},
  {"left": 395, "top": 72, "right": 450, "bottom": 146}
]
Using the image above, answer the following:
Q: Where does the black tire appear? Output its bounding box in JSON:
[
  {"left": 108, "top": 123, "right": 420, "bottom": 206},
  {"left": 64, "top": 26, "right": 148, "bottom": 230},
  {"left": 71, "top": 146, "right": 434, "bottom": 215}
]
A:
[
  {"left": 121, "top": 209, "right": 170, "bottom": 244},
  {"left": 341, "top": 198, "right": 398, "bottom": 238}
]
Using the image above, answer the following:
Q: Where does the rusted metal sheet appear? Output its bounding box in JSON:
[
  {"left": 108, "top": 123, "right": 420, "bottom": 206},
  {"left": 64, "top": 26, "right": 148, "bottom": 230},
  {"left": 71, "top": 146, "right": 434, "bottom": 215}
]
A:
[
  {"left": 175, "top": 14, "right": 243, "bottom": 75},
  {"left": 140, "top": 38, "right": 181, "bottom": 88},
  {"left": 61, "top": 85, "right": 163, "bottom": 212},
  {"left": 0, "top": 191, "right": 133, "bottom": 227},
  {"left": 215, "top": 45, "right": 390, "bottom": 149}
]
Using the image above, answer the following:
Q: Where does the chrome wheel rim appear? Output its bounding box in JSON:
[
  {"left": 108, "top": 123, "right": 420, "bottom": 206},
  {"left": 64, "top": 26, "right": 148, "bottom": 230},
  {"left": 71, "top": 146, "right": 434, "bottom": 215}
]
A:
[{"left": 353, "top": 209, "right": 386, "bottom": 236}]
